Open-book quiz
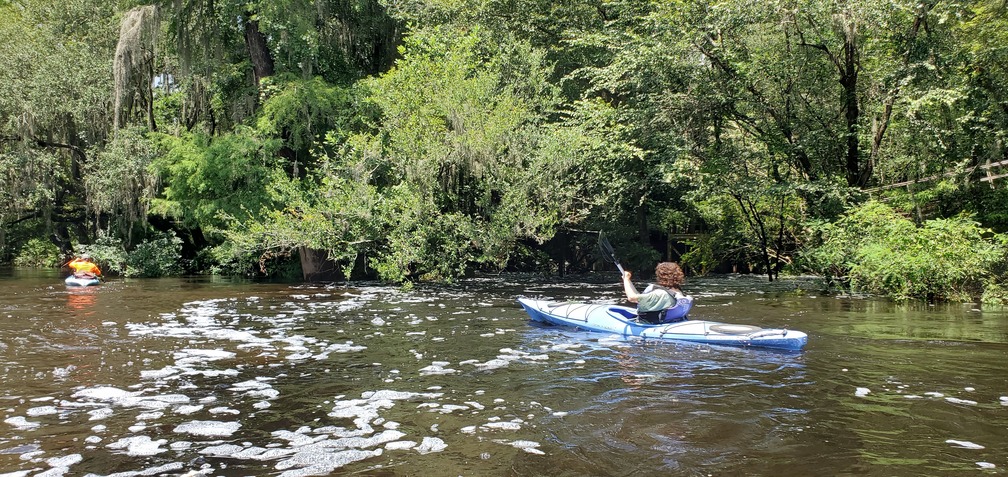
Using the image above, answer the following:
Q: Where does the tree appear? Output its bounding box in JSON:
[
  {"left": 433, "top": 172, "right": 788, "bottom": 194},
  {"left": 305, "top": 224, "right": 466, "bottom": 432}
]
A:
[{"left": 0, "top": 0, "right": 116, "bottom": 255}]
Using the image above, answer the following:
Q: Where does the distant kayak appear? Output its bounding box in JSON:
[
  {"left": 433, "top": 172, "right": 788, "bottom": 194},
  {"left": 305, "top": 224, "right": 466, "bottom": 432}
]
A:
[
  {"left": 65, "top": 275, "right": 100, "bottom": 287},
  {"left": 518, "top": 298, "right": 808, "bottom": 351}
]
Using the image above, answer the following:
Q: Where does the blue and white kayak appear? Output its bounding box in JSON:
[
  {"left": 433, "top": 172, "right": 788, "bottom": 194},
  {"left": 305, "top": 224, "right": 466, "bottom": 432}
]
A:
[
  {"left": 65, "top": 275, "right": 100, "bottom": 287},
  {"left": 518, "top": 298, "right": 808, "bottom": 351}
]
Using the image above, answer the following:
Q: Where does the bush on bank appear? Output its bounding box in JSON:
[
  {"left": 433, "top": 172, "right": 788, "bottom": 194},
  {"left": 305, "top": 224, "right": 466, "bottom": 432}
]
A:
[
  {"left": 49, "top": 232, "right": 184, "bottom": 278},
  {"left": 800, "top": 201, "right": 1007, "bottom": 303}
]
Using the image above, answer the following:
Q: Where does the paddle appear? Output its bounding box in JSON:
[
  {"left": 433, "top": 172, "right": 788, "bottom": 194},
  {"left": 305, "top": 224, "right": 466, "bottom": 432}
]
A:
[{"left": 597, "top": 232, "right": 625, "bottom": 276}]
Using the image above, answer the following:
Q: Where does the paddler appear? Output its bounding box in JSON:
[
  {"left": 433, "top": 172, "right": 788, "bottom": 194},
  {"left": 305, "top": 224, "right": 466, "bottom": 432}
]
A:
[
  {"left": 622, "top": 262, "right": 687, "bottom": 324},
  {"left": 68, "top": 253, "right": 102, "bottom": 279}
]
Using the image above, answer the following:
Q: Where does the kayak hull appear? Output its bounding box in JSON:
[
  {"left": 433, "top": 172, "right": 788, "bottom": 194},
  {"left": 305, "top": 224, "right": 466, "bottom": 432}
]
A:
[
  {"left": 518, "top": 298, "right": 807, "bottom": 351},
  {"left": 65, "top": 275, "right": 100, "bottom": 287}
]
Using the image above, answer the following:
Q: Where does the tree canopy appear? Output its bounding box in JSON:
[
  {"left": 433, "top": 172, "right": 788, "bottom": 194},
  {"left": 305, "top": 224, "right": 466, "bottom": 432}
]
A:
[{"left": 2, "top": 0, "right": 1007, "bottom": 301}]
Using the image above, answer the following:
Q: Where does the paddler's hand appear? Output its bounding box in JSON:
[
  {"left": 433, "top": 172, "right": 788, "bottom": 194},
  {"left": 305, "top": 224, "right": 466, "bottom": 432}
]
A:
[{"left": 622, "top": 271, "right": 632, "bottom": 282}]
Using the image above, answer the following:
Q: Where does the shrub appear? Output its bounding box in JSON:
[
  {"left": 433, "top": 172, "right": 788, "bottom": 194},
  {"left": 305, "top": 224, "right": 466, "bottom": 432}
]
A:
[
  {"left": 800, "top": 200, "right": 1004, "bottom": 301},
  {"left": 14, "top": 239, "right": 61, "bottom": 268},
  {"left": 76, "top": 235, "right": 129, "bottom": 275},
  {"left": 125, "top": 231, "right": 183, "bottom": 277},
  {"left": 76, "top": 232, "right": 184, "bottom": 278}
]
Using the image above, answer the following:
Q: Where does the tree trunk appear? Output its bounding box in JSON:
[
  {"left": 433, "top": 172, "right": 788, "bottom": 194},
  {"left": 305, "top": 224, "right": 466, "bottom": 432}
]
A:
[
  {"left": 244, "top": 12, "right": 274, "bottom": 87},
  {"left": 842, "top": 31, "right": 864, "bottom": 188}
]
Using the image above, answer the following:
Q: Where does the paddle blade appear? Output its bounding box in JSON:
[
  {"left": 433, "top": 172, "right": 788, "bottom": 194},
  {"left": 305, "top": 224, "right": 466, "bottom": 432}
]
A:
[{"left": 597, "top": 233, "right": 625, "bottom": 275}]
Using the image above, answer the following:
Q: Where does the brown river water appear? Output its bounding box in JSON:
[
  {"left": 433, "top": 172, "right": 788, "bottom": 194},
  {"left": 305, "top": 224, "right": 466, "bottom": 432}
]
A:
[{"left": 1, "top": 268, "right": 1007, "bottom": 476}]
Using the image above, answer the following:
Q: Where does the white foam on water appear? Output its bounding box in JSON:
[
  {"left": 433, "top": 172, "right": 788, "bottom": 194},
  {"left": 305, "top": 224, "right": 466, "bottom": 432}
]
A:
[
  {"left": 431, "top": 404, "right": 469, "bottom": 414},
  {"left": 415, "top": 437, "right": 446, "bottom": 454},
  {"left": 136, "top": 411, "right": 163, "bottom": 421},
  {"left": 26, "top": 406, "right": 58, "bottom": 417},
  {"left": 4, "top": 416, "right": 40, "bottom": 430},
  {"left": 945, "top": 397, "right": 977, "bottom": 406},
  {"left": 88, "top": 408, "right": 113, "bottom": 420},
  {"left": 327, "top": 342, "right": 366, "bottom": 353},
  {"left": 854, "top": 387, "right": 870, "bottom": 397},
  {"left": 200, "top": 444, "right": 244, "bottom": 456},
  {"left": 177, "top": 348, "right": 236, "bottom": 362},
  {"left": 946, "top": 439, "right": 985, "bottom": 450},
  {"left": 1000, "top": 396, "right": 1008, "bottom": 406},
  {"left": 173, "top": 420, "right": 241, "bottom": 437},
  {"left": 84, "top": 461, "right": 185, "bottom": 477},
  {"left": 495, "top": 439, "right": 544, "bottom": 455},
  {"left": 175, "top": 405, "right": 204, "bottom": 415},
  {"left": 21, "top": 450, "right": 44, "bottom": 460},
  {"left": 73, "top": 386, "right": 138, "bottom": 402},
  {"left": 209, "top": 407, "right": 239, "bottom": 415},
  {"left": 473, "top": 359, "right": 511, "bottom": 370},
  {"left": 52, "top": 365, "right": 76, "bottom": 380},
  {"left": 140, "top": 367, "right": 178, "bottom": 380},
  {"left": 274, "top": 448, "right": 381, "bottom": 476},
  {"left": 230, "top": 379, "right": 279, "bottom": 400},
  {"left": 106, "top": 436, "right": 168, "bottom": 456},
  {"left": 419, "top": 363, "right": 458, "bottom": 375},
  {"left": 548, "top": 343, "right": 584, "bottom": 354},
  {"left": 481, "top": 421, "right": 522, "bottom": 431},
  {"left": 924, "top": 392, "right": 944, "bottom": 398},
  {"left": 201, "top": 443, "right": 292, "bottom": 461},
  {"left": 385, "top": 441, "right": 416, "bottom": 450},
  {"left": 272, "top": 430, "right": 324, "bottom": 447},
  {"left": 978, "top": 462, "right": 996, "bottom": 469},
  {"left": 37, "top": 454, "right": 83, "bottom": 477},
  {"left": 0, "top": 470, "right": 32, "bottom": 477},
  {"left": 72, "top": 387, "right": 193, "bottom": 415}
]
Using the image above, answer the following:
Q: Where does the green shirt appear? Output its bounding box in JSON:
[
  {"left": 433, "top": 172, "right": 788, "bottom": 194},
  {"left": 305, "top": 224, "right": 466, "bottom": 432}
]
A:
[{"left": 636, "top": 285, "right": 682, "bottom": 313}]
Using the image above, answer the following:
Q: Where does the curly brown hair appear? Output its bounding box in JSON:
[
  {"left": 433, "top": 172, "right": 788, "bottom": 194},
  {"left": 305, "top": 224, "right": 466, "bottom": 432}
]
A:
[{"left": 655, "top": 262, "right": 685, "bottom": 289}]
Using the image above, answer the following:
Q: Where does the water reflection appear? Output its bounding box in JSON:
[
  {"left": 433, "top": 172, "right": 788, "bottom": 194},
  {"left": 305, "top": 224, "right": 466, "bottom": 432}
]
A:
[{"left": 66, "top": 287, "right": 99, "bottom": 317}]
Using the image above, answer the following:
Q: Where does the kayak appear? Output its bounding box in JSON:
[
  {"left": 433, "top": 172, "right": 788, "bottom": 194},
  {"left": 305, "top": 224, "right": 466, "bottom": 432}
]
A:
[
  {"left": 517, "top": 298, "right": 808, "bottom": 351},
  {"left": 65, "top": 275, "right": 100, "bottom": 287}
]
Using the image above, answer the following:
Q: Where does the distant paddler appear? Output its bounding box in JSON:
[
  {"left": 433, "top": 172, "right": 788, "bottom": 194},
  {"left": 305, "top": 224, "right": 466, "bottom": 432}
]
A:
[{"left": 67, "top": 253, "right": 102, "bottom": 279}]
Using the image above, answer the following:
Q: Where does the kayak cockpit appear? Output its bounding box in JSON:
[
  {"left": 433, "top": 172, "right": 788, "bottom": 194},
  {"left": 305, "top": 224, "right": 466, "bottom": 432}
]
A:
[{"left": 607, "top": 296, "right": 695, "bottom": 325}]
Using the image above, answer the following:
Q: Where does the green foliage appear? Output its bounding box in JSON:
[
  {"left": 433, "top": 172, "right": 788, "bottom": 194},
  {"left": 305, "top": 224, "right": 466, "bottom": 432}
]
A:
[
  {"left": 13, "top": 239, "right": 61, "bottom": 268},
  {"left": 4, "top": 0, "right": 1008, "bottom": 296},
  {"left": 84, "top": 127, "right": 160, "bottom": 239},
  {"left": 255, "top": 0, "right": 399, "bottom": 80},
  {"left": 352, "top": 26, "right": 576, "bottom": 281},
  {"left": 215, "top": 167, "right": 381, "bottom": 278},
  {"left": 257, "top": 74, "right": 354, "bottom": 161},
  {"left": 800, "top": 201, "right": 1004, "bottom": 301},
  {"left": 124, "top": 231, "right": 184, "bottom": 277},
  {"left": 76, "top": 235, "right": 129, "bottom": 276},
  {"left": 151, "top": 129, "right": 282, "bottom": 236},
  {"left": 75, "top": 232, "right": 183, "bottom": 277}
]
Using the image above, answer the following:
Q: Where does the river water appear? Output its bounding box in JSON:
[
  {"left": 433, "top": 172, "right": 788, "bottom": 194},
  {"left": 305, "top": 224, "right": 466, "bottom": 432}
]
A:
[{"left": 1, "top": 268, "right": 1006, "bottom": 476}]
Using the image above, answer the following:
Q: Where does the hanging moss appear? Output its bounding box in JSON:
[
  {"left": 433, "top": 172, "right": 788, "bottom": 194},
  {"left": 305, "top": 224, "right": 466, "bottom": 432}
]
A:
[{"left": 113, "top": 5, "right": 160, "bottom": 131}]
